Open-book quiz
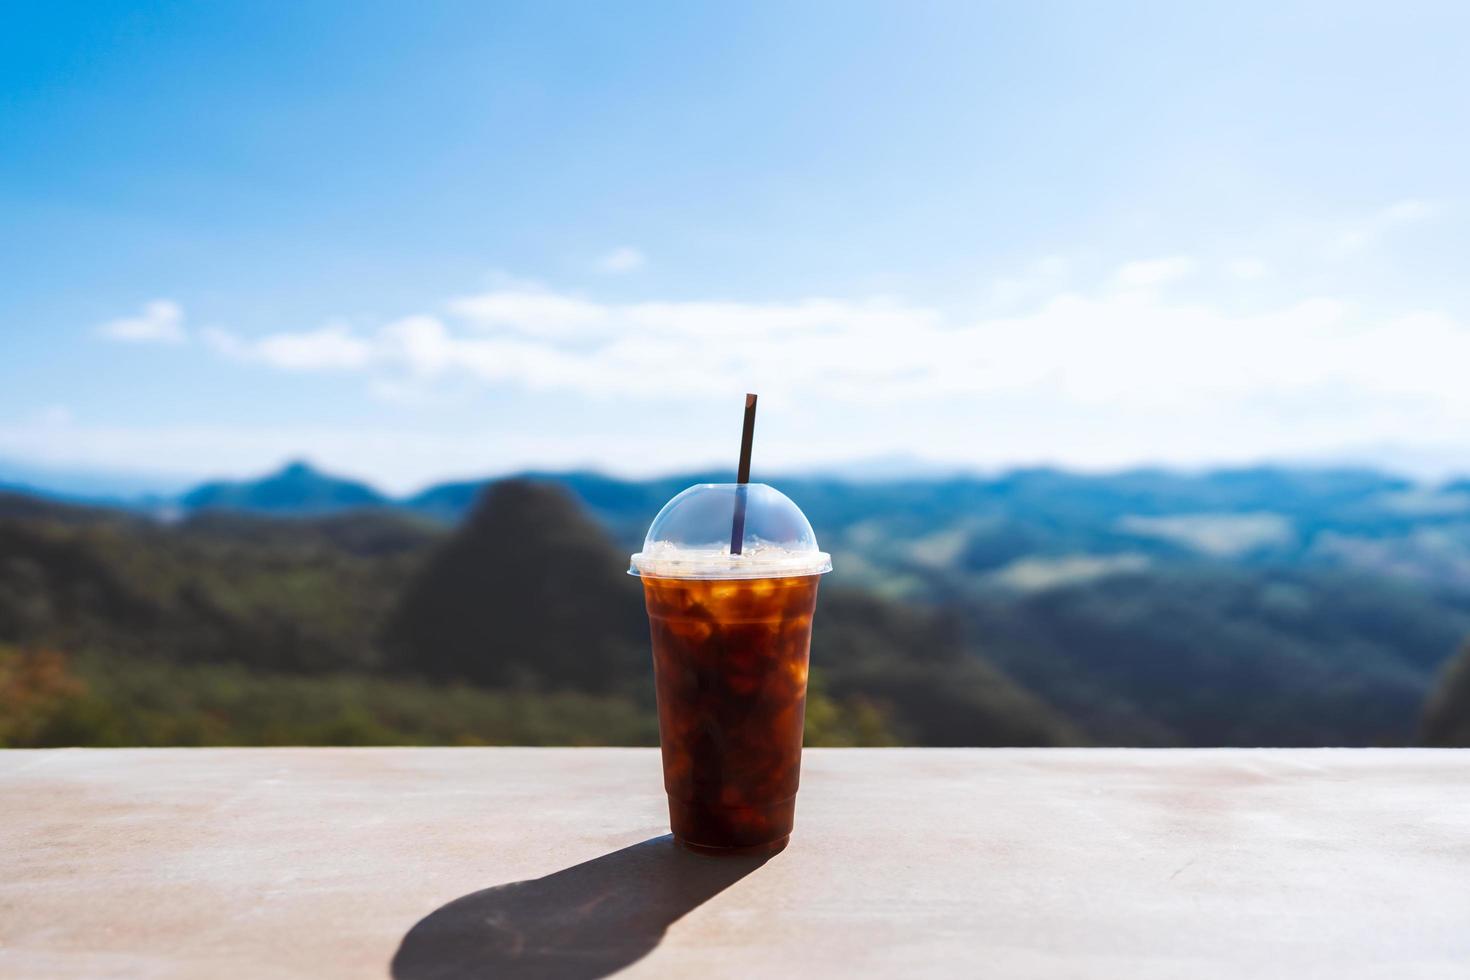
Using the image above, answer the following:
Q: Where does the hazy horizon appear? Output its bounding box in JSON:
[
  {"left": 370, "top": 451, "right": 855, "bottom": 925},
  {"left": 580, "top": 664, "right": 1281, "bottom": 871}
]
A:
[{"left": 6, "top": 443, "right": 1470, "bottom": 504}]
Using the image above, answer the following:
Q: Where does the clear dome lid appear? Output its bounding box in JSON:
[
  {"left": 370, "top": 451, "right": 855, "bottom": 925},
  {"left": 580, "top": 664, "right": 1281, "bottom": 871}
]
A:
[{"left": 629, "top": 483, "right": 833, "bottom": 580}]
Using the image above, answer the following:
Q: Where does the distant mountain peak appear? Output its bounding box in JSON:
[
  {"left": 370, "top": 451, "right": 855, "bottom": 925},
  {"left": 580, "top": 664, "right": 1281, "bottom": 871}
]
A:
[{"left": 180, "top": 459, "right": 387, "bottom": 515}]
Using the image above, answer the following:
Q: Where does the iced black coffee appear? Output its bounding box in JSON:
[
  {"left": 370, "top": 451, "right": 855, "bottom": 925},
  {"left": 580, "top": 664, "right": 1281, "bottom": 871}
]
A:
[{"left": 631, "top": 483, "right": 831, "bottom": 855}]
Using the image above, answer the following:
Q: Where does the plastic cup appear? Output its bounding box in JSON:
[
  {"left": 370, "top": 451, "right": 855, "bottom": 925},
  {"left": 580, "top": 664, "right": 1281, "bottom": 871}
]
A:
[{"left": 630, "top": 483, "right": 832, "bottom": 855}]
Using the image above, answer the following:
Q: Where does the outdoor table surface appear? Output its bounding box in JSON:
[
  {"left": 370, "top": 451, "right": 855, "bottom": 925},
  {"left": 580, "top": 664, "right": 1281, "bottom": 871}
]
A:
[{"left": 1, "top": 747, "right": 1467, "bottom": 979}]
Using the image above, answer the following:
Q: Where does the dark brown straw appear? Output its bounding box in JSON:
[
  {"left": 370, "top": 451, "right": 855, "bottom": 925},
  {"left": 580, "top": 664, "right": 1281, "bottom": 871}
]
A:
[{"left": 730, "top": 393, "right": 758, "bottom": 555}]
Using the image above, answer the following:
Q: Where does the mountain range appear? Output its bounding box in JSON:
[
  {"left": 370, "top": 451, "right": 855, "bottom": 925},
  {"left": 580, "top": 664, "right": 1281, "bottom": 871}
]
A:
[
  {"left": 4, "top": 458, "right": 1470, "bottom": 747},
  {"left": 146, "top": 460, "right": 1470, "bottom": 598}
]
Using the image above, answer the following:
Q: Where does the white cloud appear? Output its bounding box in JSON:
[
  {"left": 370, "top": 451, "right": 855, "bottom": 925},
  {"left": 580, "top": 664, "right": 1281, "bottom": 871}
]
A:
[
  {"left": 1114, "top": 256, "right": 1196, "bottom": 288},
  {"left": 204, "top": 322, "right": 373, "bottom": 370},
  {"left": 1035, "top": 255, "right": 1069, "bottom": 278},
  {"left": 98, "top": 299, "right": 186, "bottom": 344},
  {"left": 989, "top": 255, "right": 1071, "bottom": 306},
  {"left": 448, "top": 290, "right": 609, "bottom": 339},
  {"left": 1328, "top": 198, "right": 1441, "bottom": 256},
  {"left": 595, "top": 246, "right": 647, "bottom": 274},
  {"left": 76, "top": 238, "right": 1462, "bottom": 485},
  {"left": 1228, "top": 257, "right": 1269, "bottom": 281},
  {"left": 1381, "top": 198, "right": 1438, "bottom": 224},
  {"left": 379, "top": 315, "right": 456, "bottom": 375},
  {"left": 193, "top": 278, "right": 1470, "bottom": 431}
]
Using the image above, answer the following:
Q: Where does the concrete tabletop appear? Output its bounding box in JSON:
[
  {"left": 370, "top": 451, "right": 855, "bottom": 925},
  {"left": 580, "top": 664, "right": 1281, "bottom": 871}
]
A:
[{"left": 1, "top": 748, "right": 1467, "bottom": 979}]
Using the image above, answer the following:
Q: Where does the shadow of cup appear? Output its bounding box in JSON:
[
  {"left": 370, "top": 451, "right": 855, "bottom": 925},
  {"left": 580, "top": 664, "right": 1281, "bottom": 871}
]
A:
[{"left": 391, "top": 834, "right": 770, "bottom": 980}]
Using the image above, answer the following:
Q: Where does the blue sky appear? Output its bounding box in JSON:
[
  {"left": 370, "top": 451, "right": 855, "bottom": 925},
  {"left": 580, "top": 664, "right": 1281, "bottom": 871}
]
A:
[{"left": 2, "top": 1, "right": 1468, "bottom": 492}]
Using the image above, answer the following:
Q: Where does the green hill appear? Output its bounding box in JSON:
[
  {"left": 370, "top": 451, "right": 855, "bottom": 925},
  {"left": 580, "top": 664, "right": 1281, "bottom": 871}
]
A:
[
  {"left": 0, "top": 484, "right": 1076, "bottom": 748},
  {"left": 965, "top": 566, "right": 1470, "bottom": 746},
  {"left": 383, "top": 479, "right": 650, "bottom": 693}
]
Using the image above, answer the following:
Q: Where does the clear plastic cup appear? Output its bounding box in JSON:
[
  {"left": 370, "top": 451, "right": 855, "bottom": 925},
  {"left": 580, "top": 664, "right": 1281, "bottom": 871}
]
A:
[{"left": 630, "top": 484, "right": 832, "bottom": 855}]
